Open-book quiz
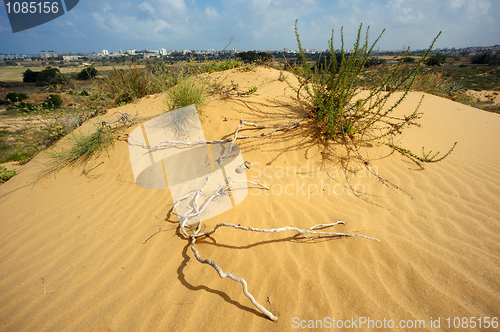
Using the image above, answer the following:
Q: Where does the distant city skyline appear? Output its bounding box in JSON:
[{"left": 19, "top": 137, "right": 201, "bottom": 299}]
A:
[{"left": 1, "top": 0, "right": 499, "bottom": 55}]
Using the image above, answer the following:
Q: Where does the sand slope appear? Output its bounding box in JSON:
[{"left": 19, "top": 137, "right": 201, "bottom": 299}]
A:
[{"left": 0, "top": 67, "right": 499, "bottom": 331}]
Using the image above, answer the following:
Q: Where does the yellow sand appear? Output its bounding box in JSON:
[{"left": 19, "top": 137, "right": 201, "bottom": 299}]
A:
[{"left": 1, "top": 67, "right": 499, "bottom": 331}]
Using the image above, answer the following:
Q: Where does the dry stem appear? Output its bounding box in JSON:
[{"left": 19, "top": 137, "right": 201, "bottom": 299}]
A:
[{"left": 134, "top": 118, "right": 378, "bottom": 321}]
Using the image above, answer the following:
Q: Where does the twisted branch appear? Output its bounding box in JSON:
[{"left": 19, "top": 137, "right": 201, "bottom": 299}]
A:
[{"left": 134, "top": 118, "right": 377, "bottom": 321}]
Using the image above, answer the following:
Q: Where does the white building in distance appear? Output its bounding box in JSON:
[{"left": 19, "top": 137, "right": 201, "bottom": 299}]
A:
[{"left": 40, "top": 50, "right": 58, "bottom": 59}]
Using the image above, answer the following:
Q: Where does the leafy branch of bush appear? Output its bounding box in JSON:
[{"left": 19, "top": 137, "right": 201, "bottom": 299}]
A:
[
  {"left": 243, "top": 86, "right": 258, "bottom": 95},
  {"left": 0, "top": 166, "right": 16, "bottom": 184},
  {"left": 293, "top": 20, "right": 441, "bottom": 142},
  {"left": 387, "top": 141, "right": 457, "bottom": 163},
  {"left": 291, "top": 21, "right": 457, "bottom": 196}
]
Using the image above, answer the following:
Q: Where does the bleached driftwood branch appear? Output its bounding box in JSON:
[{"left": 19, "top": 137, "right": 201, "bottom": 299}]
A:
[
  {"left": 134, "top": 119, "right": 377, "bottom": 321},
  {"left": 128, "top": 120, "right": 300, "bottom": 153}
]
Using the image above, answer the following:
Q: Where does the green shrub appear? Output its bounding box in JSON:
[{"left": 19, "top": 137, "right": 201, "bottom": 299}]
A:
[
  {"left": 426, "top": 54, "right": 446, "bottom": 66},
  {"left": 165, "top": 77, "right": 207, "bottom": 111},
  {"left": 364, "top": 57, "right": 386, "bottom": 67},
  {"left": 294, "top": 20, "right": 441, "bottom": 140},
  {"left": 194, "top": 59, "right": 241, "bottom": 73},
  {"left": 5, "top": 92, "right": 28, "bottom": 103},
  {"left": 23, "top": 66, "right": 68, "bottom": 84},
  {"left": 41, "top": 124, "right": 115, "bottom": 178},
  {"left": 41, "top": 94, "right": 63, "bottom": 109},
  {"left": 91, "top": 64, "right": 173, "bottom": 109},
  {"left": 411, "top": 70, "right": 475, "bottom": 105},
  {"left": 292, "top": 20, "right": 454, "bottom": 166},
  {"left": 471, "top": 51, "right": 500, "bottom": 65},
  {"left": 237, "top": 51, "right": 273, "bottom": 64},
  {"left": 78, "top": 66, "right": 99, "bottom": 80},
  {"left": 401, "top": 56, "right": 416, "bottom": 63},
  {"left": 0, "top": 166, "right": 16, "bottom": 184}
]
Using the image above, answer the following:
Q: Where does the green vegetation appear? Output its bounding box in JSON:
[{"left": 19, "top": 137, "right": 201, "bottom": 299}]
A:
[
  {"left": 4, "top": 94, "right": 64, "bottom": 115},
  {"left": 77, "top": 66, "right": 98, "bottom": 80},
  {"left": 243, "top": 86, "right": 258, "bottom": 95},
  {"left": 292, "top": 20, "right": 456, "bottom": 169},
  {"left": 293, "top": 20, "right": 438, "bottom": 141},
  {"left": 237, "top": 51, "right": 273, "bottom": 64},
  {"left": 165, "top": 77, "right": 208, "bottom": 111},
  {"left": 471, "top": 51, "right": 500, "bottom": 65},
  {"left": 426, "top": 54, "right": 446, "bottom": 66},
  {"left": 89, "top": 64, "right": 173, "bottom": 110},
  {"left": 23, "top": 66, "right": 68, "bottom": 85},
  {"left": 438, "top": 65, "right": 500, "bottom": 91},
  {"left": 192, "top": 59, "right": 241, "bottom": 74},
  {"left": 40, "top": 124, "right": 114, "bottom": 178},
  {"left": 5, "top": 92, "right": 28, "bottom": 103},
  {"left": 0, "top": 166, "right": 16, "bottom": 184}
]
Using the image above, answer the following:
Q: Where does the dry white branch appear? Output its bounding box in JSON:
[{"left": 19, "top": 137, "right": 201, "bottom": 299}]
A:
[
  {"left": 190, "top": 236, "right": 278, "bottom": 321},
  {"left": 133, "top": 118, "right": 377, "bottom": 321},
  {"left": 128, "top": 120, "right": 301, "bottom": 153},
  {"left": 184, "top": 220, "right": 378, "bottom": 321},
  {"left": 102, "top": 111, "right": 138, "bottom": 128}
]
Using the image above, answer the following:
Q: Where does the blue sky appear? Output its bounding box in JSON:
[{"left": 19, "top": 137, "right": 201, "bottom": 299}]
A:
[{"left": 1, "top": 0, "right": 499, "bottom": 54}]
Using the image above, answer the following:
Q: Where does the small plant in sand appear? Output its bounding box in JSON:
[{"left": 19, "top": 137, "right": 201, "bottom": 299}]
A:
[
  {"left": 165, "top": 77, "right": 208, "bottom": 111},
  {"left": 39, "top": 123, "right": 115, "bottom": 178},
  {"left": 292, "top": 20, "right": 455, "bottom": 189},
  {"left": 293, "top": 20, "right": 437, "bottom": 141}
]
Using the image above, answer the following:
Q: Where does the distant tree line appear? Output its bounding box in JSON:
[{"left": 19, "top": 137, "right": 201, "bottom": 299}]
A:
[
  {"left": 237, "top": 51, "right": 273, "bottom": 64},
  {"left": 22, "top": 66, "right": 98, "bottom": 84},
  {"left": 471, "top": 51, "right": 500, "bottom": 65},
  {"left": 23, "top": 66, "right": 67, "bottom": 84}
]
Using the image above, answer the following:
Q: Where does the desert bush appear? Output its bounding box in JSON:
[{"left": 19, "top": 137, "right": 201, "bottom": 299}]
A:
[
  {"left": 5, "top": 92, "right": 28, "bottom": 103},
  {"left": 471, "top": 51, "right": 500, "bottom": 65},
  {"left": 23, "top": 67, "right": 68, "bottom": 85},
  {"left": 292, "top": 21, "right": 455, "bottom": 170},
  {"left": 0, "top": 166, "right": 16, "bottom": 184},
  {"left": 90, "top": 64, "right": 174, "bottom": 110},
  {"left": 411, "top": 70, "right": 475, "bottom": 105},
  {"left": 41, "top": 124, "right": 114, "bottom": 178},
  {"left": 426, "top": 54, "right": 446, "bottom": 66},
  {"left": 77, "top": 66, "right": 98, "bottom": 80},
  {"left": 238, "top": 51, "right": 273, "bottom": 64},
  {"left": 293, "top": 20, "right": 440, "bottom": 141},
  {"left": 364, "top": 57, "right": 386, "bottom": 67},
  {"left": 194, "top": 59, "right": 241, "bottom": 73},
  {"left": 41, "top": 94, "right": 63, "bottom": 109},
  {"left": 401, "top": 56, "right": 416, "bottom": 63}
]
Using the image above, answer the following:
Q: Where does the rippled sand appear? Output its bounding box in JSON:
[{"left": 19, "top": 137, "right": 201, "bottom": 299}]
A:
[{"left": 1, "top": 67, "right": 499, "bottom": 331}]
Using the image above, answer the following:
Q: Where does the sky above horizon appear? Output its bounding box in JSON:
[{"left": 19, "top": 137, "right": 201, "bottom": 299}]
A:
[{"left": 1, "top": 0, "right": 499, "bottom": 55}]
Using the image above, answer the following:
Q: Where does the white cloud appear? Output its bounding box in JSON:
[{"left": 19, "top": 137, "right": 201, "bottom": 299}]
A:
[
  {"left": 204, "top": 6, "right": 219, "bottom": 18},
  {"left": 3, "top": 0, "right": 499, "bottom": 54},
  {"left": 139, "top": 1, "right": 155, "bottom": 15}
]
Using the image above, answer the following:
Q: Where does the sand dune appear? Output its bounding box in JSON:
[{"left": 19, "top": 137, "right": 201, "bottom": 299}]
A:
[{"left": 1, "top": 67, "right": 499, "bottom": 331}]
